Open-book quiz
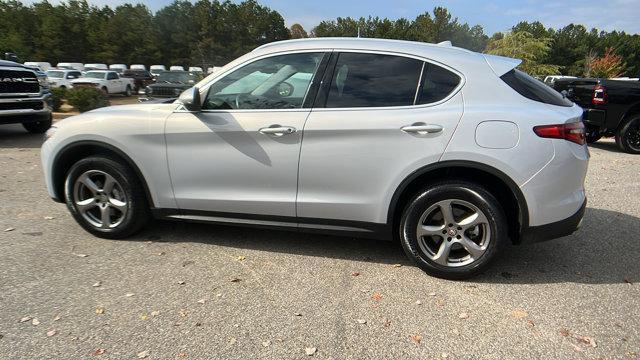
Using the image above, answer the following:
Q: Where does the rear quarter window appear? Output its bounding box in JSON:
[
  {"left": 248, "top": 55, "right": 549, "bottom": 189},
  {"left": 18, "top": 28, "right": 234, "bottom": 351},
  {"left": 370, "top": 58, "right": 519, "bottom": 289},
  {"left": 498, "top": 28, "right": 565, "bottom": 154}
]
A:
[{"left": 501, "top": 69, "right": 573, "bottom": 107}]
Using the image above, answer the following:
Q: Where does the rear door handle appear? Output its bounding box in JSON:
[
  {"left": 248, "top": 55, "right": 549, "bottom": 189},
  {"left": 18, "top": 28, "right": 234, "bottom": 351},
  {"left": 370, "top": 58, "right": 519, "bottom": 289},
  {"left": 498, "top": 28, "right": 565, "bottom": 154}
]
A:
[
  {"left": 401, "top": 123, "right": 443, "bottom": 134},
  {"left": 259, "top": 125, "right": 297, "bottom": 136}
]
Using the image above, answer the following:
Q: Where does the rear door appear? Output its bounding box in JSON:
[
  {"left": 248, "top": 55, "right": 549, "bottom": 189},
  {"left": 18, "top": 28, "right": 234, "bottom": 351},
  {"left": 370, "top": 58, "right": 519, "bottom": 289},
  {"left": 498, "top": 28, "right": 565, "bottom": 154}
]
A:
[{"left": 298, "top": 51, "right": 464, "bottom": 224}]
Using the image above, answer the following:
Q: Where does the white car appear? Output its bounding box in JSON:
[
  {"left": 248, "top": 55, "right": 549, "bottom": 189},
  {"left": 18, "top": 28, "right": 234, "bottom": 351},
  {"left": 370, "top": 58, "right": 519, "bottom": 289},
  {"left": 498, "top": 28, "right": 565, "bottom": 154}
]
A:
[
  {"left": 149, "top": 65, "right": 166, "bottom": 77},
  {"left": 69, "top": 70, "right": 134, "bottom": 96},
  {"left": 130, "top": 64, "right": 146, "bottom": 71},
  {"left": 24, "top": 61, "right": 52, "bottom": 71},
  {"left": 543, "top": 75, "right": 577, "bottom": 86},
  {"left": 170, "top": 65, "right": 184, "bottom": 71},
  {"left": 188, "top": 66, "right": 203, "bottom": 73},
  {"left": 41, "top": 38, "right": 588, "bottom": 279},
  {"left": 207, "top": 66, "right": 222, "bottom": 74},
  {"left": 109, "top": 64, "right": 128, "bottom": 74},
  {"left": 45, "top": 69, "right": 83, "bottom": 89},
  {"left": 56, "top": 62, "right": 85, "bottom": 71},
  {"left": 84, "top": 63, "right": 108, "bottom": 71}
]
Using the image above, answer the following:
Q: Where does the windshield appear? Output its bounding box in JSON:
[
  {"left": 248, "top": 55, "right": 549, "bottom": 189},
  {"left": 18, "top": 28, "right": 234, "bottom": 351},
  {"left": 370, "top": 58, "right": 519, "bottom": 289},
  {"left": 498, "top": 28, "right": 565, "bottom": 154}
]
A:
[
  {"left": 83, "top": 72, "right": 106, "bottom": 79},
  {"left": 46, "top": 70, "right": 64, "bottom": 79},
  {"left": 157, "top": 71, "right": 198, "bottom": 83}
]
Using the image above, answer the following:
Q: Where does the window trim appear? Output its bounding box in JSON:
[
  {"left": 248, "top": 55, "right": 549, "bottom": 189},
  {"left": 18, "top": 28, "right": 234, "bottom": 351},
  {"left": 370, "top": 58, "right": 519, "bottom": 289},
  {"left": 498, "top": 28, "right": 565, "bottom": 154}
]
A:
[
  {"left": 312, "top": 49, "right": 465, "bottom": 112},
  {"left": 192, "top": 49, "right": 332, "bottom": 114}
]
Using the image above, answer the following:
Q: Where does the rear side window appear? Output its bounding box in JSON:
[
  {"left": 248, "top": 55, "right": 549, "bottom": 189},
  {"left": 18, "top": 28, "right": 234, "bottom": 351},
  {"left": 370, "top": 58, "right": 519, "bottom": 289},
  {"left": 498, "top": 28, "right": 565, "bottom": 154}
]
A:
[
  {"left": 325, "top": 53, "right": 423, "bottom": 108},
  {"left": 501, "top": 69, "right": 573, "bottom": 107},
  {"left": 417, "top": 63, "right": 461, "bottom": 104}
]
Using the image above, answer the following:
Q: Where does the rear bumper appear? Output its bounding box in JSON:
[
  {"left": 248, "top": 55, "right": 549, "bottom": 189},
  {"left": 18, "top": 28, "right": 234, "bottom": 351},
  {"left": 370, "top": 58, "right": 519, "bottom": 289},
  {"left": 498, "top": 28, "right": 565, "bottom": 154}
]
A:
[
  {"left": 582, "top": 108, "right": 606, "bottom": 128},
  {"left": 520, "top": 198, "right": 586, "bottom": 243}
]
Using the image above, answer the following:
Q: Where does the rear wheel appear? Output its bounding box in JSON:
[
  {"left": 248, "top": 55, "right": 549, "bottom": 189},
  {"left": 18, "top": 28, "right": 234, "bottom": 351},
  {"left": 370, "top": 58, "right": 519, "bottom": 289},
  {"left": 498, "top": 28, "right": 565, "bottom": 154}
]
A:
[
  {"left": 124, "top": 85, "right": 132, "bottom": 97},
  {"left": 22, "top": 114, "right": 52, "bottom": 133},
  {"left": 101, "top": 86, "right": 108, "bottom": 95},
  {"left": 64, "top": 156, "right": 150, "bottom": 238},
  {"left": 617, "top": 115, "right": 640, "bottom": 154},
  {"left": 585, "top": 125, "right": 602, "bottom": 144},
  {"left": 399, "top": 181, "right": 508, "bottom": 280}
]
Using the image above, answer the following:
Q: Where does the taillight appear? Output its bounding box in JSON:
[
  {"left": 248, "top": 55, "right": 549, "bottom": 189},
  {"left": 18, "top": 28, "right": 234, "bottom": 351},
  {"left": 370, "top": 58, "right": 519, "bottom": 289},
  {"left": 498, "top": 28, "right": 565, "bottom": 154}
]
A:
[
  {"left": 592, "top": 85, "right": 607, "bottom": 105},
  {"left": 533, "top": 121, "right": 586, "bottom": 145}
]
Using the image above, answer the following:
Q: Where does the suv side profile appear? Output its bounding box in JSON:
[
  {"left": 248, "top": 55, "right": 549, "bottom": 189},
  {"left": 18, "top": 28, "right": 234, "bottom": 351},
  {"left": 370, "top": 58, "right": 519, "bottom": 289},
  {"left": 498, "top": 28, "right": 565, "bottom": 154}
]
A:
[{"left": 42, "top": 38, "right": 588, "bottom": 279}]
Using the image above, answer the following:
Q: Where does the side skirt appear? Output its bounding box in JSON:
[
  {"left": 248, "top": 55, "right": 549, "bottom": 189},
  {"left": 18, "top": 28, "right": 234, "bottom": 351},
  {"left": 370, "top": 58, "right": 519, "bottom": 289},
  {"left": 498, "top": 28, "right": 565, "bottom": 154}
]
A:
[{"left": 151, "top": 208, "right": 392, "bottom": 241}]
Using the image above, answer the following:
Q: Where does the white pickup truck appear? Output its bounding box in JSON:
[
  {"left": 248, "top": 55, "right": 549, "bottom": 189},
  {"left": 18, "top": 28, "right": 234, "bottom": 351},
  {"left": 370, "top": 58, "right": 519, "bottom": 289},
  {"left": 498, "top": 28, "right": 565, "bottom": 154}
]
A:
[{"left": 70, "top": 70, "right": 134, "bottom": 96}]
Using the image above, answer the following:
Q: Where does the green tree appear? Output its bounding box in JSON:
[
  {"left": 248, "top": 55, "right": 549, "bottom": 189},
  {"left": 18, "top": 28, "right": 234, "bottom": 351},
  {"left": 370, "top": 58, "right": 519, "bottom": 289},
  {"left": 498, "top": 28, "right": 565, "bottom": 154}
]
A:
[
  {"left": 290, "top": 23, "right": 308, "bottom": 39},
  {"left": 486, "top": 31, "right": 559, "bottom": 75}
]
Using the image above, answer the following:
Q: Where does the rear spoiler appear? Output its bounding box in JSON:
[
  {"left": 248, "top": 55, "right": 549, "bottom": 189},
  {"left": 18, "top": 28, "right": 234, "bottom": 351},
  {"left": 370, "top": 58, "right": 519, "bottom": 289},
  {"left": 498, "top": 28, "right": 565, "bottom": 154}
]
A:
[{"left": 483, "top": 54, "right": 522, "bottom": 77}]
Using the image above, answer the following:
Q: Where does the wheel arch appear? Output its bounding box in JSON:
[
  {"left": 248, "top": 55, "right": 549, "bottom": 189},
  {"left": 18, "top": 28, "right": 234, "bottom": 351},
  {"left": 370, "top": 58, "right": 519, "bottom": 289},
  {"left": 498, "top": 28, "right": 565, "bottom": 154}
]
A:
[
  {"left": 619, "top": 102, "right": 640, "bottom": 130},
  {"left": 387, "top": 160, "right": 529, "bottom": 244},
  {"left": 51, "top": 140, "right": 154, "bottom": 207}
]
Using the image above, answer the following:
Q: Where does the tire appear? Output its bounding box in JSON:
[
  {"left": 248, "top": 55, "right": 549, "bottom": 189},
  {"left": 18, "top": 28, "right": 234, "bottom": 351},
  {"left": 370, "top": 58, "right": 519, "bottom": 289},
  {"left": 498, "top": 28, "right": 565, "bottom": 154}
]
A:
[
  {"left": 124, "top": 85, "right": 132, "bottom": 97},
  {"left": 101, "top": 86, "right": 108, "bottom": 95},
  {"left": 399, "top": 181, "right": 508, "bottom": 280},
  {"left": 22, "top": 114, "right": 52, "bottom": 133},
  {"left": 64, "top": 156, "right": 150, "bottom": 239},
  {"left": 617, "top": 115, "right": 640, "bottom": 154},
  {"left": 585, "top": 125, "right": 602, "bottom": 144}
]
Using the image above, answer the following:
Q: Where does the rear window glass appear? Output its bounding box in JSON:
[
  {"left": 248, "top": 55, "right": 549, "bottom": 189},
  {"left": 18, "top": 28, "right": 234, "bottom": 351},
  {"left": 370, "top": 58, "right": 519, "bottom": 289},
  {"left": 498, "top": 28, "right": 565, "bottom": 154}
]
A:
[
  {"left": 417, "top": 63, "right": 461, "bottom": 104},
  {"left": 501, "top": 69, "right": 573, "bottom": 107}
]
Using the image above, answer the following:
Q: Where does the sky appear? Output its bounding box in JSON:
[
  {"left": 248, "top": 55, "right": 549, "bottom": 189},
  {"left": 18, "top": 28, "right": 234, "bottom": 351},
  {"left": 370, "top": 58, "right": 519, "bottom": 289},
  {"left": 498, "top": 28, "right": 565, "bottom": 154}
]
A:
[{"left": 24, "top": 0, "right": 640, "bottom": 35}]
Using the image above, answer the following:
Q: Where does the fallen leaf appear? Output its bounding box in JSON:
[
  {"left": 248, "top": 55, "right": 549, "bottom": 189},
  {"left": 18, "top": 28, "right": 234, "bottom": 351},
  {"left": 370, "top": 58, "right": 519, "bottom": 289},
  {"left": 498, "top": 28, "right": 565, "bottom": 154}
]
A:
[
  {"left": 236, "top": 256, "right": 246, "bottom": 261},
  {"left": 19, "top": 316, "right": 31, "bottom": 323},
  {"left": 304, "top": 347, "right": 317, "bottom": 356},
  {"left": 511, "top": 309, "right": 528, "bottom": 318},
  {"left": 383, "top": 318, "right": 391, "bottom": 328},
  {"left": 140, "top": 314, "right": 149, "bottom": 321},
  {"left": 44, "top": 216, "right": 55, "bottom": 220},
  {"left": 197, "top": 299, "right": 206, "bottom": 304},
  {"left": 560, "top": 329, "right": 571, "bottom": 337},
  {"left": 577, "top": 336, "right": 597, "bottom": 348},
  {"left": 156, "top": 252, "right": 165, "bottom": 256},
  {"left": 53, "top": 315, "right": 61, "bottom": 321},
  {"left": 216, "top": 293, "right": 222, "bottom": 298},
  {"left": 194, "top": 322, "right": 202, "bottom": 327},
  {"left": 351, "top": 272, "right": 360, "bottom": 277},
  {"left": 623, "top": 277, "right": 633, "bottom": 285},
  {"left": 92, "top": 281, "right": 101, "bottom": 287},
  {"left": 177, "top": 280, "right": 186, "bottom": 285},
  {"left": 372, "top": 293, "right": 382, "bottom": 301},
  {"left": 95, "top": 307, "right": 105, "bottom": 315},
  {"left": 571, "top": 343, "right": 582, "bottom": 352},
  {"left": 356, "top": 319, "right": 367, "bottom": 324},
  {"left": 74, "top": 253, "right": 89, "bottom": 258},
  {"left": 294, "top": 312, "right": 302, "bottom": 317},
  {"left": 459, "top": 313, "right": 469, "bottom": 319},
  {"left": 125, "top": 293, "right": 135, "bottom": 297},
  {"left": 92, "top": 348, "right": 106, "bottom": 356},
  {"left": 150, "top": 310, "right": 160, "bottom": 317},
  {"left": 228, "top": 337, "right": 237, "bottom": 345},
  {"left": 527, "top": 320, "right": 535, "bottom": 327},
  {"left": 262, "top": 340, "right": 271, "bottom": 347},
  {"left": 428, "top": 292, "right": 436, "bottom": 297},
  {"left": 415, "top": 300, "right": 422, "bottom": 305},
  {"left": 230, "top": 278, "right": 241, "bottom": 283},
  {"left": 178, "top": 351, "right": 186, "bottom": 358},
  {"left": 46, "top": 330, "right": 57, "bottom": 337},
  {"left": 441, "top": 353, "right": 449, "bottom": 358},
  {"left": 392, "top": 264, "right": 402, "bottom": 268},
  {"left": 179, "top": 309, "right": 188, "bottom": 317},
  {"left": 137, "top": 350, "right": 150, "bottom": 359},
  {"left": 32, "top": 318, "right": 40, "bottom": 326},
  {"left": 3, "top": 227, "right": 15, "bottom": 232},
  {"left": 409, "top": 334, "right": 422, "bottom": 344}
]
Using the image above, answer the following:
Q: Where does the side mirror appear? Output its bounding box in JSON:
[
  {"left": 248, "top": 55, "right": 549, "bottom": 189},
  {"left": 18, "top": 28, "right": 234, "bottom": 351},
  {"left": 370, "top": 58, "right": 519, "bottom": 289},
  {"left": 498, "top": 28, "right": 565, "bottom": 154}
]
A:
[{"left": 178, "top": 87, "right": 201, "bottom": 112}]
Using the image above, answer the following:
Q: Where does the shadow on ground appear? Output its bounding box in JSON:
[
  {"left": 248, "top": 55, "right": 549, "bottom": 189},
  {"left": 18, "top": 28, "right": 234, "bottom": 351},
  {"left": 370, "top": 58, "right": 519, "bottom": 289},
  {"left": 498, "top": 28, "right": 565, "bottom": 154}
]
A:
[
  {"left": 124, "top": 207, "right": 639, "bottom": 285},
  {"left": 0, "top": 125, "right": 44, "bottom": 149},
  {"left": 588, "top": 138, "right": 624, "bottom": 153}
]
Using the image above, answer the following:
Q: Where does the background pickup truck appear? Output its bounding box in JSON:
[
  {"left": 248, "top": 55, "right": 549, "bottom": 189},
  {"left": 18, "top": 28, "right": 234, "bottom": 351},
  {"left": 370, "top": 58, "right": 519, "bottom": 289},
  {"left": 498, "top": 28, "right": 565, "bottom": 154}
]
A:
[
  {"left": 553, "top": 78, "right": 640, "bottom": 154},
  {"left": 0, "top": 59, "right": 52, "bottom": 133},
  {"left": 70, "top": 70, "right": 134, "bottom": 96}
]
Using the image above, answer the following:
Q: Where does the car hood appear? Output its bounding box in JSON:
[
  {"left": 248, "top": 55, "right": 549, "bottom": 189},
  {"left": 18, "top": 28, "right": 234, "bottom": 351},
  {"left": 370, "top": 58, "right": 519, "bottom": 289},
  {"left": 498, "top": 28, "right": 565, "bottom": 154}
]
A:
[{"left": 55, "top": 103, "right": 177, "bottom": 127}]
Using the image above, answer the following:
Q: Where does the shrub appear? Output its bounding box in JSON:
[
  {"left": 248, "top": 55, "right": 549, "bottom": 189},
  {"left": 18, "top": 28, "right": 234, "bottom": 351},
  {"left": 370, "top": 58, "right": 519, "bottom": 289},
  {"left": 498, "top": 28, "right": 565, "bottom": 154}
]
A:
[
  {"left": 66, "top": 87, "right": 110, "bottom": 113},
  {"left": 49, "top": 87, "right": 66, "bottom": 112}
]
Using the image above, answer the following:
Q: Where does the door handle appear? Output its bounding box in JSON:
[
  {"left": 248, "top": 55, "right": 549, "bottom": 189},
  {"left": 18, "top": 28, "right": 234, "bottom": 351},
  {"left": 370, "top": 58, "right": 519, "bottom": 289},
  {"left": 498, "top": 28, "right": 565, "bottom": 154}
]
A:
[
  {"left": 259, "top": 125, "right": 297, "bottom": 136},
  {"left": 401, "top": 123, "right": 443, "bottom": 134}
]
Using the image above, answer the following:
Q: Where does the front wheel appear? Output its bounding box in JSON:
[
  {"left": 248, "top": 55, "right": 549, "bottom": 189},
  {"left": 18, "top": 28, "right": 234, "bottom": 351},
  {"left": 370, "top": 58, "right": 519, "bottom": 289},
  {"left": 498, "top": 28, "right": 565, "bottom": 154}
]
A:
[
  {"left": 617, "top": 115, "right": 640, "bottom": 154},
  {"left": 22, "top": 114, "right": 52, "bottom": 133},
  {"left": 64, "top": 156, "right": 150, "bottom": 239},
  {"left": 399, "top": 181, "right": 508, "bottom": 280}
]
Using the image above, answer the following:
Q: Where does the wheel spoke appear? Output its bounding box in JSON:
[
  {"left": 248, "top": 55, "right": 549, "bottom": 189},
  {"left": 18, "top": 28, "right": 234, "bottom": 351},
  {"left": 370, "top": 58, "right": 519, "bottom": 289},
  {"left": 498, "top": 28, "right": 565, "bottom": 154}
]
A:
[
  {"left": 458, "top": 211, "right": 487, "bottom": 230},
  {"left": 438, "top": 200, "right": 456, "bottom": 225},
  {"left": 108, "top": 198, "right": 127, "bottom": 213},
  {"left": 103, "top": 174, "right": 116, "bottom": 194},
  {"left": 79, "top": 174, "right": 100, "bottom": 195},
  {"left": 417, "top": 224, "right": 445, "bottom": 238},
  {"left": 100, "top": 206, "right": 111, "bottom": 228},
  {"left": 432, "top": 240, "right": 453, "bottom": 265},
  {"left": 459, "top": 236, "right": 484, "bottom": 259},
  {"left": 76, "top": 198, "right": 97, "bottom": 212}
]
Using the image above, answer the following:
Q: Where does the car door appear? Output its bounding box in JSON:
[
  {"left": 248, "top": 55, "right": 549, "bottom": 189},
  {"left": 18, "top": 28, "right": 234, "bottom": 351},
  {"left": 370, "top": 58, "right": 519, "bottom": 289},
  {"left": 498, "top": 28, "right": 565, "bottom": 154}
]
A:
[
  {"left": 298, "top": 51, "right": 464, "bottom": 224},
  {"left": 165, "top": 51, "right": 328, "bottom": 217}
]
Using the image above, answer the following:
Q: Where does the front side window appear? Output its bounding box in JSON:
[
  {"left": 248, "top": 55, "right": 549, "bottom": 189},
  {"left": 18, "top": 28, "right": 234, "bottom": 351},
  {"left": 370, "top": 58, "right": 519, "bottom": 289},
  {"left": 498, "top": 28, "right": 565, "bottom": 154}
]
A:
[
  {"left": 324, "top": 53, "right": 423, "bottom": 108},
  {"left": 203, "top": 52, "right": 324, "bottom": 110},
  {"left": 107, "top": 72, "right": 118, "bottom": 80}
]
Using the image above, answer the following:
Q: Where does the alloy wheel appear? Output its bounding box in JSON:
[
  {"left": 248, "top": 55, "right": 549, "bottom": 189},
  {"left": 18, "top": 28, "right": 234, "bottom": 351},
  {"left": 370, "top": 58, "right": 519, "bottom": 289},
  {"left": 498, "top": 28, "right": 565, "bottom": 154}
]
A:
[{"left": 73, "top": 170, "right": 128, "bottom": 229}]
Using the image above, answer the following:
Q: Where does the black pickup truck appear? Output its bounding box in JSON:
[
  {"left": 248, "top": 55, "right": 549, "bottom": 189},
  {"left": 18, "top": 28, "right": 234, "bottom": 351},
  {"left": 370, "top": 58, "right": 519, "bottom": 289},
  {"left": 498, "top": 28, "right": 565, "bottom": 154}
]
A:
[
  {"left": 0, "top": 58, "right": 53, "bottom": 133},
  {"left": 553, "top": 78, "right": 640, "bottom": 154}
]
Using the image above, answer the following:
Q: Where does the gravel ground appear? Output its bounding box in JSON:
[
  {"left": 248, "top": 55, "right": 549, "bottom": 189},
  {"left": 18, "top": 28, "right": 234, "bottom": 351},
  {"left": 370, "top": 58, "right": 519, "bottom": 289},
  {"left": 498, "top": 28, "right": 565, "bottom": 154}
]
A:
[{"left": 0, "top": 125, "right": 638, "bottom": 359}]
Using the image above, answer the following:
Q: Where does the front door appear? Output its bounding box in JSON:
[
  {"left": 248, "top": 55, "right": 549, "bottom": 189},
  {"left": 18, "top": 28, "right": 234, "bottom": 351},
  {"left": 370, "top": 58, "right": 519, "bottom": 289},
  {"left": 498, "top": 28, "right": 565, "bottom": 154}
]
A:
[{"left": 165, "top": 51, "right": 326, "bottom": 217}]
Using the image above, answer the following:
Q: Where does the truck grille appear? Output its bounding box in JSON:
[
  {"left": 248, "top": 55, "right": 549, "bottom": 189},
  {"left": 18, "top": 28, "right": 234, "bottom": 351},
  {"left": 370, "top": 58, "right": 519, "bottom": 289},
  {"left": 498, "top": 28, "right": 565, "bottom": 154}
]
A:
[
  {"left": 0, "top": 70, "right": 40, "bottom": 94},
  {"left": 0, "top": 101, "right": 44, "bottom": 111},
  {"left": 153, "top": 87, "right": 180, "bottom": 97}
]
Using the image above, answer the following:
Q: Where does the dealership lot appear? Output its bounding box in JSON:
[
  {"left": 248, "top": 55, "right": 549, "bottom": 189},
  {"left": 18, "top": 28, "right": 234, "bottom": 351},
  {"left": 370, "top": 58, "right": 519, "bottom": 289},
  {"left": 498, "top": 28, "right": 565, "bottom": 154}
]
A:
[{"left": 0, "top": 128, "right": 638, "bottom": 359}]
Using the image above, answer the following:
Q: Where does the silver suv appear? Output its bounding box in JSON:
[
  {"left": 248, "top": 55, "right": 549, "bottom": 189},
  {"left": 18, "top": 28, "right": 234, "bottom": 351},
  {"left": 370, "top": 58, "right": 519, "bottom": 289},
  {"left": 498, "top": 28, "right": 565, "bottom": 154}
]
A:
[{"left": 42, "top": 38, "right": 588, "bottom": 279}]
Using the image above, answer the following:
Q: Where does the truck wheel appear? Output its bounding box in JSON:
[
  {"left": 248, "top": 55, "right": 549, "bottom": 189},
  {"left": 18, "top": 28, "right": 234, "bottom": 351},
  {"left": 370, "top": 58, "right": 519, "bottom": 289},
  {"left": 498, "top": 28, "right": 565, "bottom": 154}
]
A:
[
  {"left": 101, "top": 86, "right": 109, "bottom": 95},
  {"left": 22, "top": 114, "right": 52, "bottom": 134},
  {"left": 618, "top": 115, "right": 640, "bottom": 154},
  {"left": 585, "top": 125, "right": 602, "bottom": 144},
  {"left": 124, "top": 85, "right": 132, "bottom": 97}
]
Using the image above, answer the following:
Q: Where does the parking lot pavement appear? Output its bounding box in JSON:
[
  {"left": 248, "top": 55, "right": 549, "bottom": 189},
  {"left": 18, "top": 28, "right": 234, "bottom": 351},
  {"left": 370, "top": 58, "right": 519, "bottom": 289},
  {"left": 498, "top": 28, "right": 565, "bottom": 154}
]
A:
[{"left": 0, "top": 125, "right": 638, "bottom": 359}]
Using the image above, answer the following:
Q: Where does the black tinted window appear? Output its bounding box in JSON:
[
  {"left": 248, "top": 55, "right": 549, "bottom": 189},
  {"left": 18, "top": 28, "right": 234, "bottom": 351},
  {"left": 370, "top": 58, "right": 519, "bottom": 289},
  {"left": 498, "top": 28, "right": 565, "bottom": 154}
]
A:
[
  {"left": 417, "top": 63, "right": 461, "bottom": 104},
  {"left": 325, "top": 53, "right": 423, "bottom": 108},
  {"left": 501, "top": 69, "right": 573, "bottom": 107}
]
